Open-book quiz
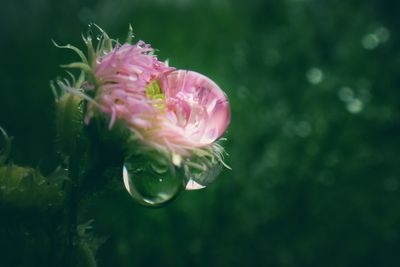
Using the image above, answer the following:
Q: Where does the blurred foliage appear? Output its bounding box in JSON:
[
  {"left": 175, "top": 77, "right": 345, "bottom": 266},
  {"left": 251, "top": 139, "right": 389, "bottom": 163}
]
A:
[{"left": 1, "top": 0, "right": 400, "bottom": 266}]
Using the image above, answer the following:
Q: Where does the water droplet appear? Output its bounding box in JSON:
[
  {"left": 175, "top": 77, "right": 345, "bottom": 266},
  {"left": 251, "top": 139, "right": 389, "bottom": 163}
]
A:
[
  {"left": 264, "top": 48, "right": 280, "bottom": 66},
  {"left": 164, "top": 70, "right": 230, "bottom": 146},
  {"left": 361, "top": 26, "right": 390, "bottom": 50},
  {"left": 317, "top": 171, "right": 335, "bottom": 186},
  {"left": 375, "top": 27, "right": 390, "bottom": 43},
  {"left": 123, "top": 153, "right": 184, "bottom": 207},
  {"left": 346, "top": 98, "right": 363, "bottom": 114},
  {"left": 294, "top": 121, "right": 312, "bottom": 137},
  {"left": 183, "top": 158, "right": 222, "bottom": 190},
  {"left": 127, "top": 24, "right": 135, "bottom": 43},
  {"left": 338, "top": 86, "right": 354, "bottom": 102},
  {"left": 87, "top": 23, "right": 94, "bottom": 39},
  {"left": 362, "top": 33, "right": 379, "bottom": 50},
  {"left": 306, "top": 67, "right": 324, "bottom": 84},
  {"left": 128, "top": 75, "right": 137, "bottom": 81},
  {"left": 185, "top": 179, "right": 206, "bottom": 190},
  {"left": 237, "top": 86, "right": 249, "bottom": 99},
  {"left": 384, "top": 177, "right": 398, "bottom": 192}
]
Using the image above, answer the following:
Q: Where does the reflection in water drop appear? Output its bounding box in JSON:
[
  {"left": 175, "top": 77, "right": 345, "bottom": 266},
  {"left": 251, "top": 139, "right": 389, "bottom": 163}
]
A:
[
  {"left": 164, "top": 70, "right": 230, "bottom": 146},
  {"left": 185, "top": 179, "right": 206, "bottom": 190},
  {"left": 184, "top": 158, "right": 222, "bottom": 190},
  {"left": 123, "top": 154, "right": 185, "bottom": 207}
]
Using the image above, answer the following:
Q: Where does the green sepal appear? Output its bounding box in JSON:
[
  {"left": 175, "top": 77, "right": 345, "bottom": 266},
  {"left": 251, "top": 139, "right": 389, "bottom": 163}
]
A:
[
  {"left": 55, "top": 93, "right": 84, "bottom": 156},
  {"left": 0, "top": 165, "right": 65, "bottom": 212},
  {"left": 61, "top": 62, "right": 92, "bottom": 73},
  {"left": 52, "top": 40, "right": 89, "bottom": 66}
]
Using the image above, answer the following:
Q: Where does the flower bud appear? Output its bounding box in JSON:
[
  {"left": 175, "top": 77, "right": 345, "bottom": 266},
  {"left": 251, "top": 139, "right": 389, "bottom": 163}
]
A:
[{"left": 52, "top": 25, "right": 232, "bottom": 206}]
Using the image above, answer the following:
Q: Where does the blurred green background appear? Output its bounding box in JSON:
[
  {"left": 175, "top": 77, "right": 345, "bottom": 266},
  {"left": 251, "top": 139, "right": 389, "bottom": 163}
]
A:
[{"left": 1, "top": 0, "right": 400, "bottom": 266}]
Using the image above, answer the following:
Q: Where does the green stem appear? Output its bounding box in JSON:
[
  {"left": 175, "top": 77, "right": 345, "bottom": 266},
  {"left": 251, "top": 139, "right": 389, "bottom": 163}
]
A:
[{"left": 65, "top": 151, "right": 82, "bottom": 267}]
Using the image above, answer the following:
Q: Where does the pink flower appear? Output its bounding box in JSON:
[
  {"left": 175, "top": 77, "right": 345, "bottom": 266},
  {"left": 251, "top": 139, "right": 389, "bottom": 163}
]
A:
[
  {"left": 88, "top": 41, "right": 174, "bottom": 132},
  {"left": 89, "top": 41, "right": 230, "bottom": 158}
]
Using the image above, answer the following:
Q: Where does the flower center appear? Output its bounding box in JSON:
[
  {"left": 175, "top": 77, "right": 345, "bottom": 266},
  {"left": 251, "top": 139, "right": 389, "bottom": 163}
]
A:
[{"left": 145, "top": 79, "right": 166, "bottom": 111}]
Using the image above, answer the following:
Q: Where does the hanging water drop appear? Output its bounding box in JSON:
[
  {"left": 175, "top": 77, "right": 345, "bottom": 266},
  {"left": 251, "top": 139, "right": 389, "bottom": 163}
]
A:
[
  {"left": 185, "top": 179, "right": 206, "bottom": 190},
  {"left": 87, "top": 23, "right": 94, "bottom": 40},
  {"left": 183, "top": 158, "right": 222, "bottom": 190},
  {"left": 123, "top": 153, "right": 185, "bottom": 207}
]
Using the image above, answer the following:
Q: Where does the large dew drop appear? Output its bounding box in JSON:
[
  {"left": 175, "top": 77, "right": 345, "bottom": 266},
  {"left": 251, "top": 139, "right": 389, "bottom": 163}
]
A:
[
  {"left": 162, "top": 70, "right": 231, "bottom": 146},
  {"left": 183, "top": 158, "right": 222, "bottom": 190},
  {"left": 123, "top": 153, "right": 185, "bottom": 207}
]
